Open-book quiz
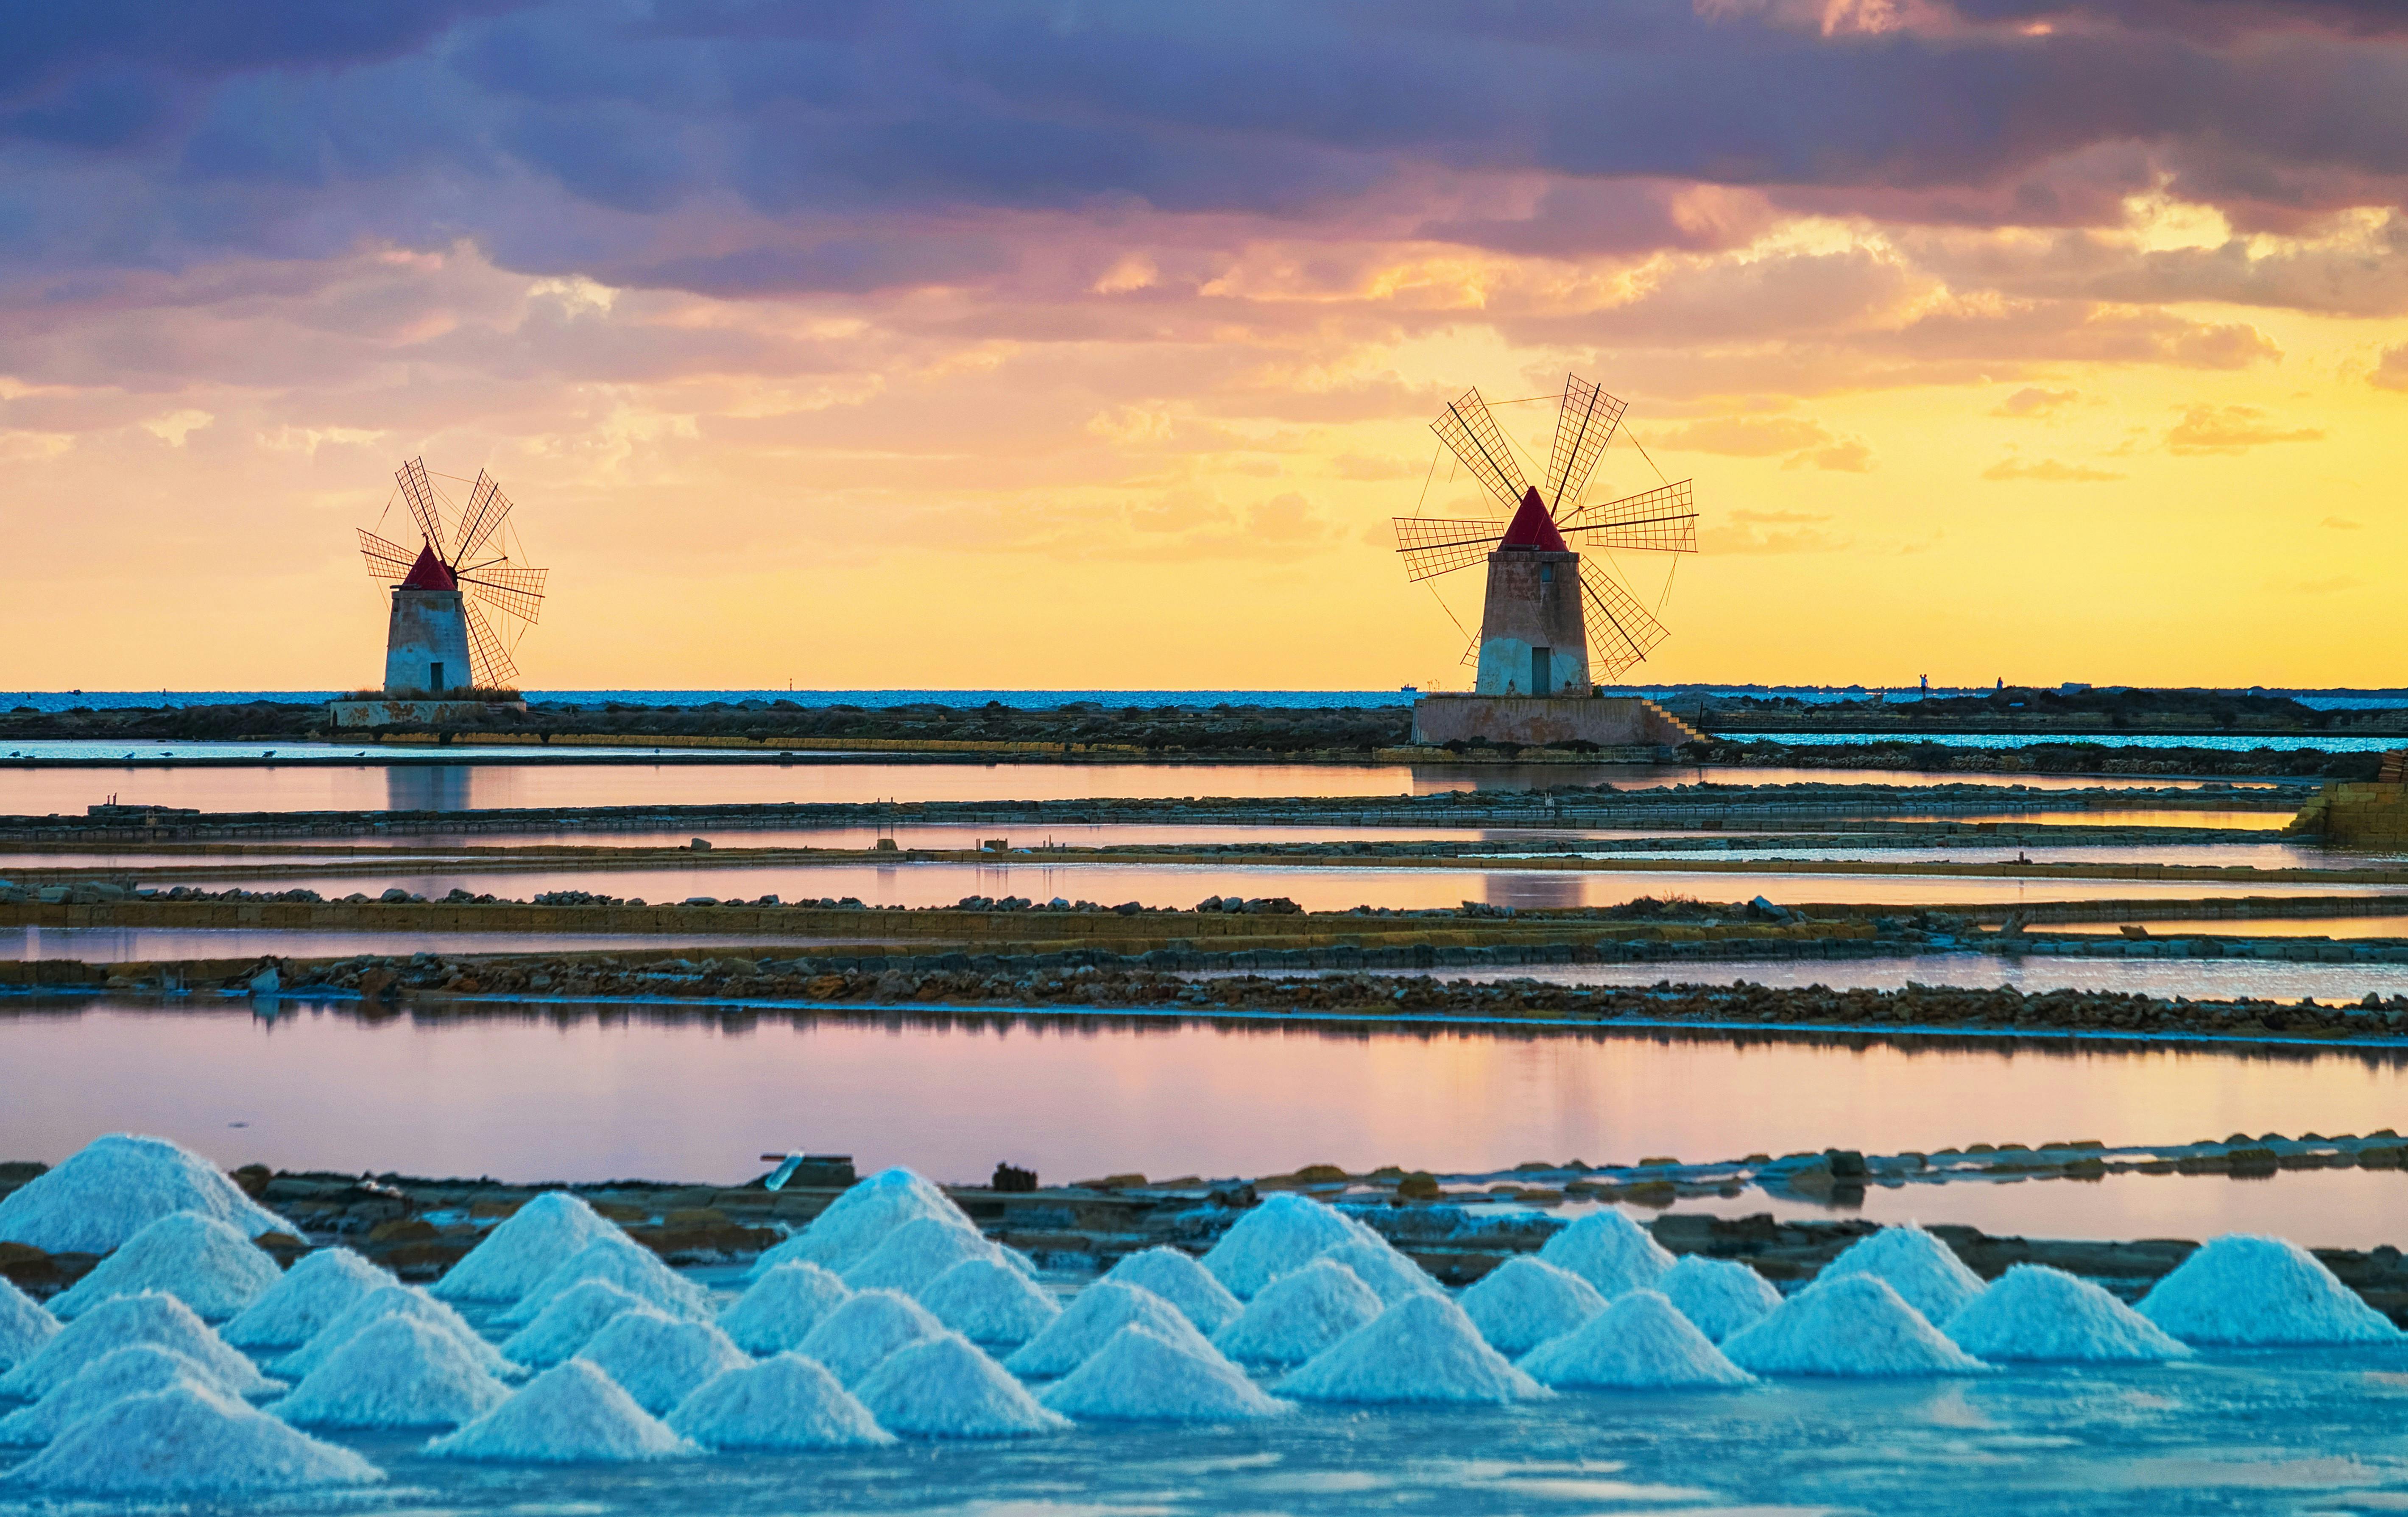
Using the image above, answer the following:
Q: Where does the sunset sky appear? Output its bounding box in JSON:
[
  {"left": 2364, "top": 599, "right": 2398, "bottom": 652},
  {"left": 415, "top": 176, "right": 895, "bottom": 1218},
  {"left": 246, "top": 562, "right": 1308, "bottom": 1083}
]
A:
[{"left": 4, "top": 0, "right": 2405, "bottom": 692}]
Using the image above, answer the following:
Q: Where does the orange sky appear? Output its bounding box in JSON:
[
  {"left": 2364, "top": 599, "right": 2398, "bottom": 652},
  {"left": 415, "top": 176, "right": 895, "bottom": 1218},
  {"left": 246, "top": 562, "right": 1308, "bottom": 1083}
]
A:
[{"left": 3, "top": 6, "right": 2404, "bottom": 692}]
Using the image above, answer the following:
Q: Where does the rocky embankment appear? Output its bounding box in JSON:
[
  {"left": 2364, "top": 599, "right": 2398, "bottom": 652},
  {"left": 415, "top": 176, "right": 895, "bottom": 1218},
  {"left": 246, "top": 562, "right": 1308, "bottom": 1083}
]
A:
[{"left": 1683, "top": 736, "right": 2380, "bottom": 781}]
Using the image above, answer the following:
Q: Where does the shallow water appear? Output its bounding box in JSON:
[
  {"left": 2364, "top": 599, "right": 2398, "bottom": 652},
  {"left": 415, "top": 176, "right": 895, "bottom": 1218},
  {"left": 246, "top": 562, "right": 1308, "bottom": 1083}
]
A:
[
  {"left": 14, "top": 999, "right": 2408, "bottom": 1246},
  {"left": 10, "top": 1352, "right": 2408, "bottom": 1516},
  {"left": 164, "top": 860, "right": 2405, "bottom": 914},
  {"left": 0, "top": 926, "right": 847, "bottom": 963}
]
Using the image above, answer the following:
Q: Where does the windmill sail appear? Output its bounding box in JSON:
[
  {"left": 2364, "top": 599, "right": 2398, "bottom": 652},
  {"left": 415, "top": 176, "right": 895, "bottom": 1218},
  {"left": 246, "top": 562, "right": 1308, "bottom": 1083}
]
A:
[
  {"left": 1392, "top": 517, "right": 1504, "bottom": 582},
  {"left": 453, "top": 471, "right": 513, "bottom": 566},
  {"left": 1578, "top": 558, "right": 1669, "bottom": 679},
  {"left": 462, "top": 600, "right": 517, "bottom": 689},
  {"left": 357, "top": 529, "right": 419, "bottom": 582},
  {"left": 1544, "top": 374, "right": 1627, "bottom": 513},
  {"left": 1429, "top": 388, "right": 1529, "bottom": 515},
  {"left": 1559, "top": 480, "right": 1697, "bottom": 553},
  {"left": 395, "top": 457, "right": 446, "bottom": 559},
  {"left": 460, "top": 563, "right": 547, "bottom": 623}
]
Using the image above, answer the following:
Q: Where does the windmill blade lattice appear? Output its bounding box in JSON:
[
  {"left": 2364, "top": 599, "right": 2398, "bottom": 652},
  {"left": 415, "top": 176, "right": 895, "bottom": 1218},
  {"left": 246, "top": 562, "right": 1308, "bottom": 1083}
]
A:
[
  {"left": 395, "top": 457, "right": 446, "bottom": 559},
  {"left": 461, "top": 600, "right": 518, "bottom": 689},
  {"left": 1392, "top": 517, "right": 1505, "bottom": 582},
  {"left": 357, "top": 529, "right": 419, "bottom": 582},
  {"left": 1578, "top": 558, "right": 1670, "bottom": 679},
  {"left": 1559, "top": 480, "right": 1697, "bottom": 553},
  {"left": 460, "top": 564, "right": 547, "bottom": 624},
  {"left": 1544, "top": 374, "right": 1627, "bottom": 512},
  {"left": 453, "top": 471, "right": 513, "bottom": 566},
  {"left": 1429, "top": 388, "right": 1529, "bottom": 515}
]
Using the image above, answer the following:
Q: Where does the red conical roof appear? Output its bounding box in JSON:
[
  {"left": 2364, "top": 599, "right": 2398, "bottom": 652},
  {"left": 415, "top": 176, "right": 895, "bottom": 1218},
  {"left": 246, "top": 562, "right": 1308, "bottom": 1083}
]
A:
[
  {"left": 399, "top": 543, "right": 457, "bottom": 590},
  {"left": 1498, "top": 486, "right": 1567, "bottom": 551}
]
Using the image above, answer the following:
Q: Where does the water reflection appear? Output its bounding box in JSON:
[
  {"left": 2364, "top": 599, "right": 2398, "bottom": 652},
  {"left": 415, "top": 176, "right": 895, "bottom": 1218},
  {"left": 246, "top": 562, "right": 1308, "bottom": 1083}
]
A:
[{"left": 385, "top": 764, "right": 475, "bottom": 812}]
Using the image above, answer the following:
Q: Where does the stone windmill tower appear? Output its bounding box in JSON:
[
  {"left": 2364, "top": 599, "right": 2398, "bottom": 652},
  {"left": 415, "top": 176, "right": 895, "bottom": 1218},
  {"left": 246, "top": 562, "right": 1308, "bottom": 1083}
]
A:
[
  {"left": 357, "top": 458, "right": 547, "bottom": 695},
  {"left": 1395, "top": 376, "right": 1696, "bottom": 693}
]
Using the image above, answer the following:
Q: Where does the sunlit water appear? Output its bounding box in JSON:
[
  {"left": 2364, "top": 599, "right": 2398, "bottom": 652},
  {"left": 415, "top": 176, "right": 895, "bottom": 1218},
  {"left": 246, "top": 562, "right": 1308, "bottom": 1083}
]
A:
[{"left": 11, "top": 999, "right": 2408, "bottom": 1246}]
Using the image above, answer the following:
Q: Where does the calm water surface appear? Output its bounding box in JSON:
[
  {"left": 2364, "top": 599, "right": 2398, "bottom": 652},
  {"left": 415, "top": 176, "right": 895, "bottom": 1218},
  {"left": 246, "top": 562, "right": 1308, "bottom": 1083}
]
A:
[{"left": 8, "top": 999, "right": 2408, "bottom": 1246}]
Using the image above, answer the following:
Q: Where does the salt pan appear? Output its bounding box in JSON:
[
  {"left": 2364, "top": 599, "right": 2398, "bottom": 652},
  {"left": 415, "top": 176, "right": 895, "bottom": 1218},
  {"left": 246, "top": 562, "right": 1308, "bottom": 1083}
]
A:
[
  {"left": 718, "top": 1262, "right": 851, "bottom": 1355},
  {"left": 918, "top": 1257, "right": 1059, "bottom": 1348},
  {"left": 854, "top": 1333, "right": 1069, "bottom": 1438},
  {"left": 0, "top": 1346, "right": 231, "bottom": 1447},
  {"left": 0, "top": 1134, "right": 290, "bottom": 1255},
  {"left": 1211, "top": 1258, "right": 1381, "bottom": 1366},
  {"left": 0, "top": 1277, "right": 57, "bottom": 1374},
  {"left": 1041, "top": 1324, "right": 1288, "bottom": 1422},
  {"left": 505, "top": 1280, "right": 649, "bottom": 1369},
  {"left": 426, "top": 1359, "right": 695, "bottom": 1463},
  {"left": 271, "top": 1314, "right": 510, "bottom": 1429},
  {"left": 48, "top": 1212, "right": 281, "bottom": 1324},
  {"left": 665, "top": 1353, "right": 894, "bottom": 1451},
  {"left": 1103, "top": 1247, "right": 1243, "bottom": 1333},
  {"left": 1520, "top": 1290, "right": 1755, "bottom": 1389},
  {"left": 1722, "top": 1274, "right": 1992, "bottom": 1377},
  {"left": 501, "top": 1230, "right": 711, "bottom": 1327},
  {"left": 1657, "top": 1255, "right": 1783, "bottom": 1342},
  {"left": 1200, "top": 1193, "right": 1367, "bottom": 1299},
  {"left": 1280, "top": 1292, "right": 1549, "bottom": 1405},
  {"left": 1458, "top": 1256, "right": 1607, "bottom": 1357},
  {"left": 1819, "top": 1223, "right": 1987, "bottom": 1324},
  {"left": 797, "top": 1288, "right": 946, "bottom": 1385},
  {"left": 0, "top": 1386, "right": 379, "bottom": 1497},
  {"left": 432, "top": 1192, "right": 615, "bottom": 1305},
  {"left": 223, "top": 1247, "right": 387, "bottom": 1350},
  {"left": 0, "top": 1292, "right": 280, "bottom": 1401},
  {"left": 2137, "top": 1233, "right": 2403, "bottom": 1347},
  {"left": 273, "top": 1284, "right": 513, "bottom": 1380},
  {"left": 1944, "top": 1264, "right": 2192, "bottom": 1362},
  {"left": 750, "top": 1167, "right": 964, "bottom": 1279},
  {"left": 576, "top": 1308, "right": 749, "bottom": 1414},
  {"left": 1536, "top": 1210, "right": 1674, "bottom": 1296},
  {"left": 1006, "top": 1280, "right": 1217, "bottom": 1379},
  {"left": 1318, "top": 1238, "right": 1439, "bottom": 1304},
  {"left": 843, "top": 1215, "right": 998, "bottom": 1293}
]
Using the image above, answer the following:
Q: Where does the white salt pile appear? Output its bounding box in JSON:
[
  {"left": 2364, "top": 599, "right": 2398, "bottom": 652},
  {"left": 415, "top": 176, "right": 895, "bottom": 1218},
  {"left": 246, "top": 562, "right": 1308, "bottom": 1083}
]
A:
[
  {"left": 271, "top": 1315, "right": 511, "bottom": 1429},
  {"left": 1942, "top": 1264, "right": 2192, "bottom": 1362},
  {"left": 0, "top": 1385, "right": 380, "bottom": 1497},
  {"left": 0, "top": 1345, "right": 232, "bottom": 1447},
  {"left": 1520, "top": 1290, "right": 1755, "bottom": 1389},
  {"left": 427, "top": 1359, "right": 696, "bottom": 1463},
  {"left": 2137, "top": 1233, "right": 2404, "bottom": 1346},
  {"left": 47, "top": 1212, "right": 282, "bottom": 1324},
  {"left": 854, "top": 1332, "right": 1070, "bottom": 1438},
  {"left": 750, "top": 1166, "right": 964, "bottom": 1278},
  {"left": 1458, "top": 1256, "right": 1607, "bottom": 1357},
  {"left": 797, "top": 1288, "right": 947, "bottom": 1384},
  {"left": 273, "top": 1284, "right": 512, "bottom": 1380},
  {"left": 843, "top": 1215, "right": 999, "bottom": 1293},
  {"left": 665, "top": 1353, "right": 895, "bottom": 1451},
  {"left": 504, "top": 1280, "right": 649, "bottom": 1369},
  {"left": 1319, "top": 1238, "right": 1438, "bottom": 1304},
  {"left": 1280, "top": 1292, "right": 1549, "bottom": 1405},
  {"left": 1657, "top": 1255, "right": 1783, "bottom": 1343},
  {"left": 1722, "top": 1274, "right": 1992, "bottom": 1377},
  {"left": 1537, "top": 1209, "right": 1675, "bottom": 1296},
  {"left": 1200, "top": 1192, "right": 1367, "bottom": 1298},
  {"left": 0, "top": 1134, "right": 291, "bottom": 1255},
  {"left": 918, "top": 1257, "right": 1060, "bottom": 1348},
  {"left": 0, "top": 1291, "right": 279, "bottom": 1401},
  {"left": 1041, "top": 1323, "right": 1289, "bottom": 1422},
  {"left": 222, "top": 1247, "right": 387, "bottom": 1350},
  {"left": 1104, "top": 1246, "right": 1244, "bottom": 1333},
  {"left": 0, "top": 1277, "right": 57, "bottom": 1374},
  {"left": 576, "top": 1308, "right": 749, "bottom": 1414},
  {"left": 1006, "top": 1279, "right": 1217, "bottom": 1378},
  {"left": 501, "top": 1230, "right": 711, "bottom": 1327},
  {"left": 1819, "top": 1223, "right": 1987, "bottom": 1324},
  {"left": 1211, "top": 1258, "right": 1381, "bottom": 1366},
  {"left": 432, "top": 1191, "right": 616, "bottom": 1305},
  {"left": 717, "top": 1261, "right": 851, "bottom": 1355}
]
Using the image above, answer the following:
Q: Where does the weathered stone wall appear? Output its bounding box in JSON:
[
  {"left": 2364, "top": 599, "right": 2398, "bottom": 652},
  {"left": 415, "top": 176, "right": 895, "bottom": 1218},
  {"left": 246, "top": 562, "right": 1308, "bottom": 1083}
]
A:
[
  {"left": 2295, "top": 781, "right": 2408, "bottom": 846},
  {"left": 326, "top": 699, "right": 526, "bottom": 728},
  {"left": 383, "top": 588, "right": 472, "bottom": 694},
  {"left": 1474, "top": 549, "right": 1587, "bottom": 694},
  {"left": 1411, "top": 693, "right": 1700, "bottom": 749}
]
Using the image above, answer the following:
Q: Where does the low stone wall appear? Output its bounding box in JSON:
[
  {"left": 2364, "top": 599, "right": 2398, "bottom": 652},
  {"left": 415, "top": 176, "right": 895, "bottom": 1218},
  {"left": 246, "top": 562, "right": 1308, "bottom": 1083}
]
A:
[
  {"left": 2293, "top": 781, "right": 2408, "bottom": 846},
  {"left": 1409, "top": 694, "right": 1701, "bottom": 749},
  {"left": 325, "top": 700, "right": 527, "bottom": 728}
]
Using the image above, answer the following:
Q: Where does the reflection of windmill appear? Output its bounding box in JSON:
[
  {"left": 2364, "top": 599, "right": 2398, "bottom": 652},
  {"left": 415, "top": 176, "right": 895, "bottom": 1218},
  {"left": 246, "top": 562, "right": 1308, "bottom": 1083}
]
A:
[
  {"left": 1395, "top": 376, "right": 1695, "bottom": 690},
  {"left": 357, "top": 458, "right": 547, "bottom": 694}
]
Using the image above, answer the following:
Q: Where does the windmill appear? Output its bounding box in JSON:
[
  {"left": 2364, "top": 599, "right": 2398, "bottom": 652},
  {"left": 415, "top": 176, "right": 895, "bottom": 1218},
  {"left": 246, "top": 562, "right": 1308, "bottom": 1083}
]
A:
[
  {"left": 1394, "top": 376, "right": 1696, "bottom": 693},
  {"left": 356, "top": 458, "right": 547, "bottom": 695}
]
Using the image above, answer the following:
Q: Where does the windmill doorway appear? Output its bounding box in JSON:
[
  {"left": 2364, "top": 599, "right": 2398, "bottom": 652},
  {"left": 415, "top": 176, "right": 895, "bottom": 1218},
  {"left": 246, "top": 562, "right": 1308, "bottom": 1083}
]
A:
[
  {"left": 429, "top": 662, "right": 446, "bottom": 692},
  {"left": 1531, "top": 648, "right": 1551, "bottom": 695}
]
